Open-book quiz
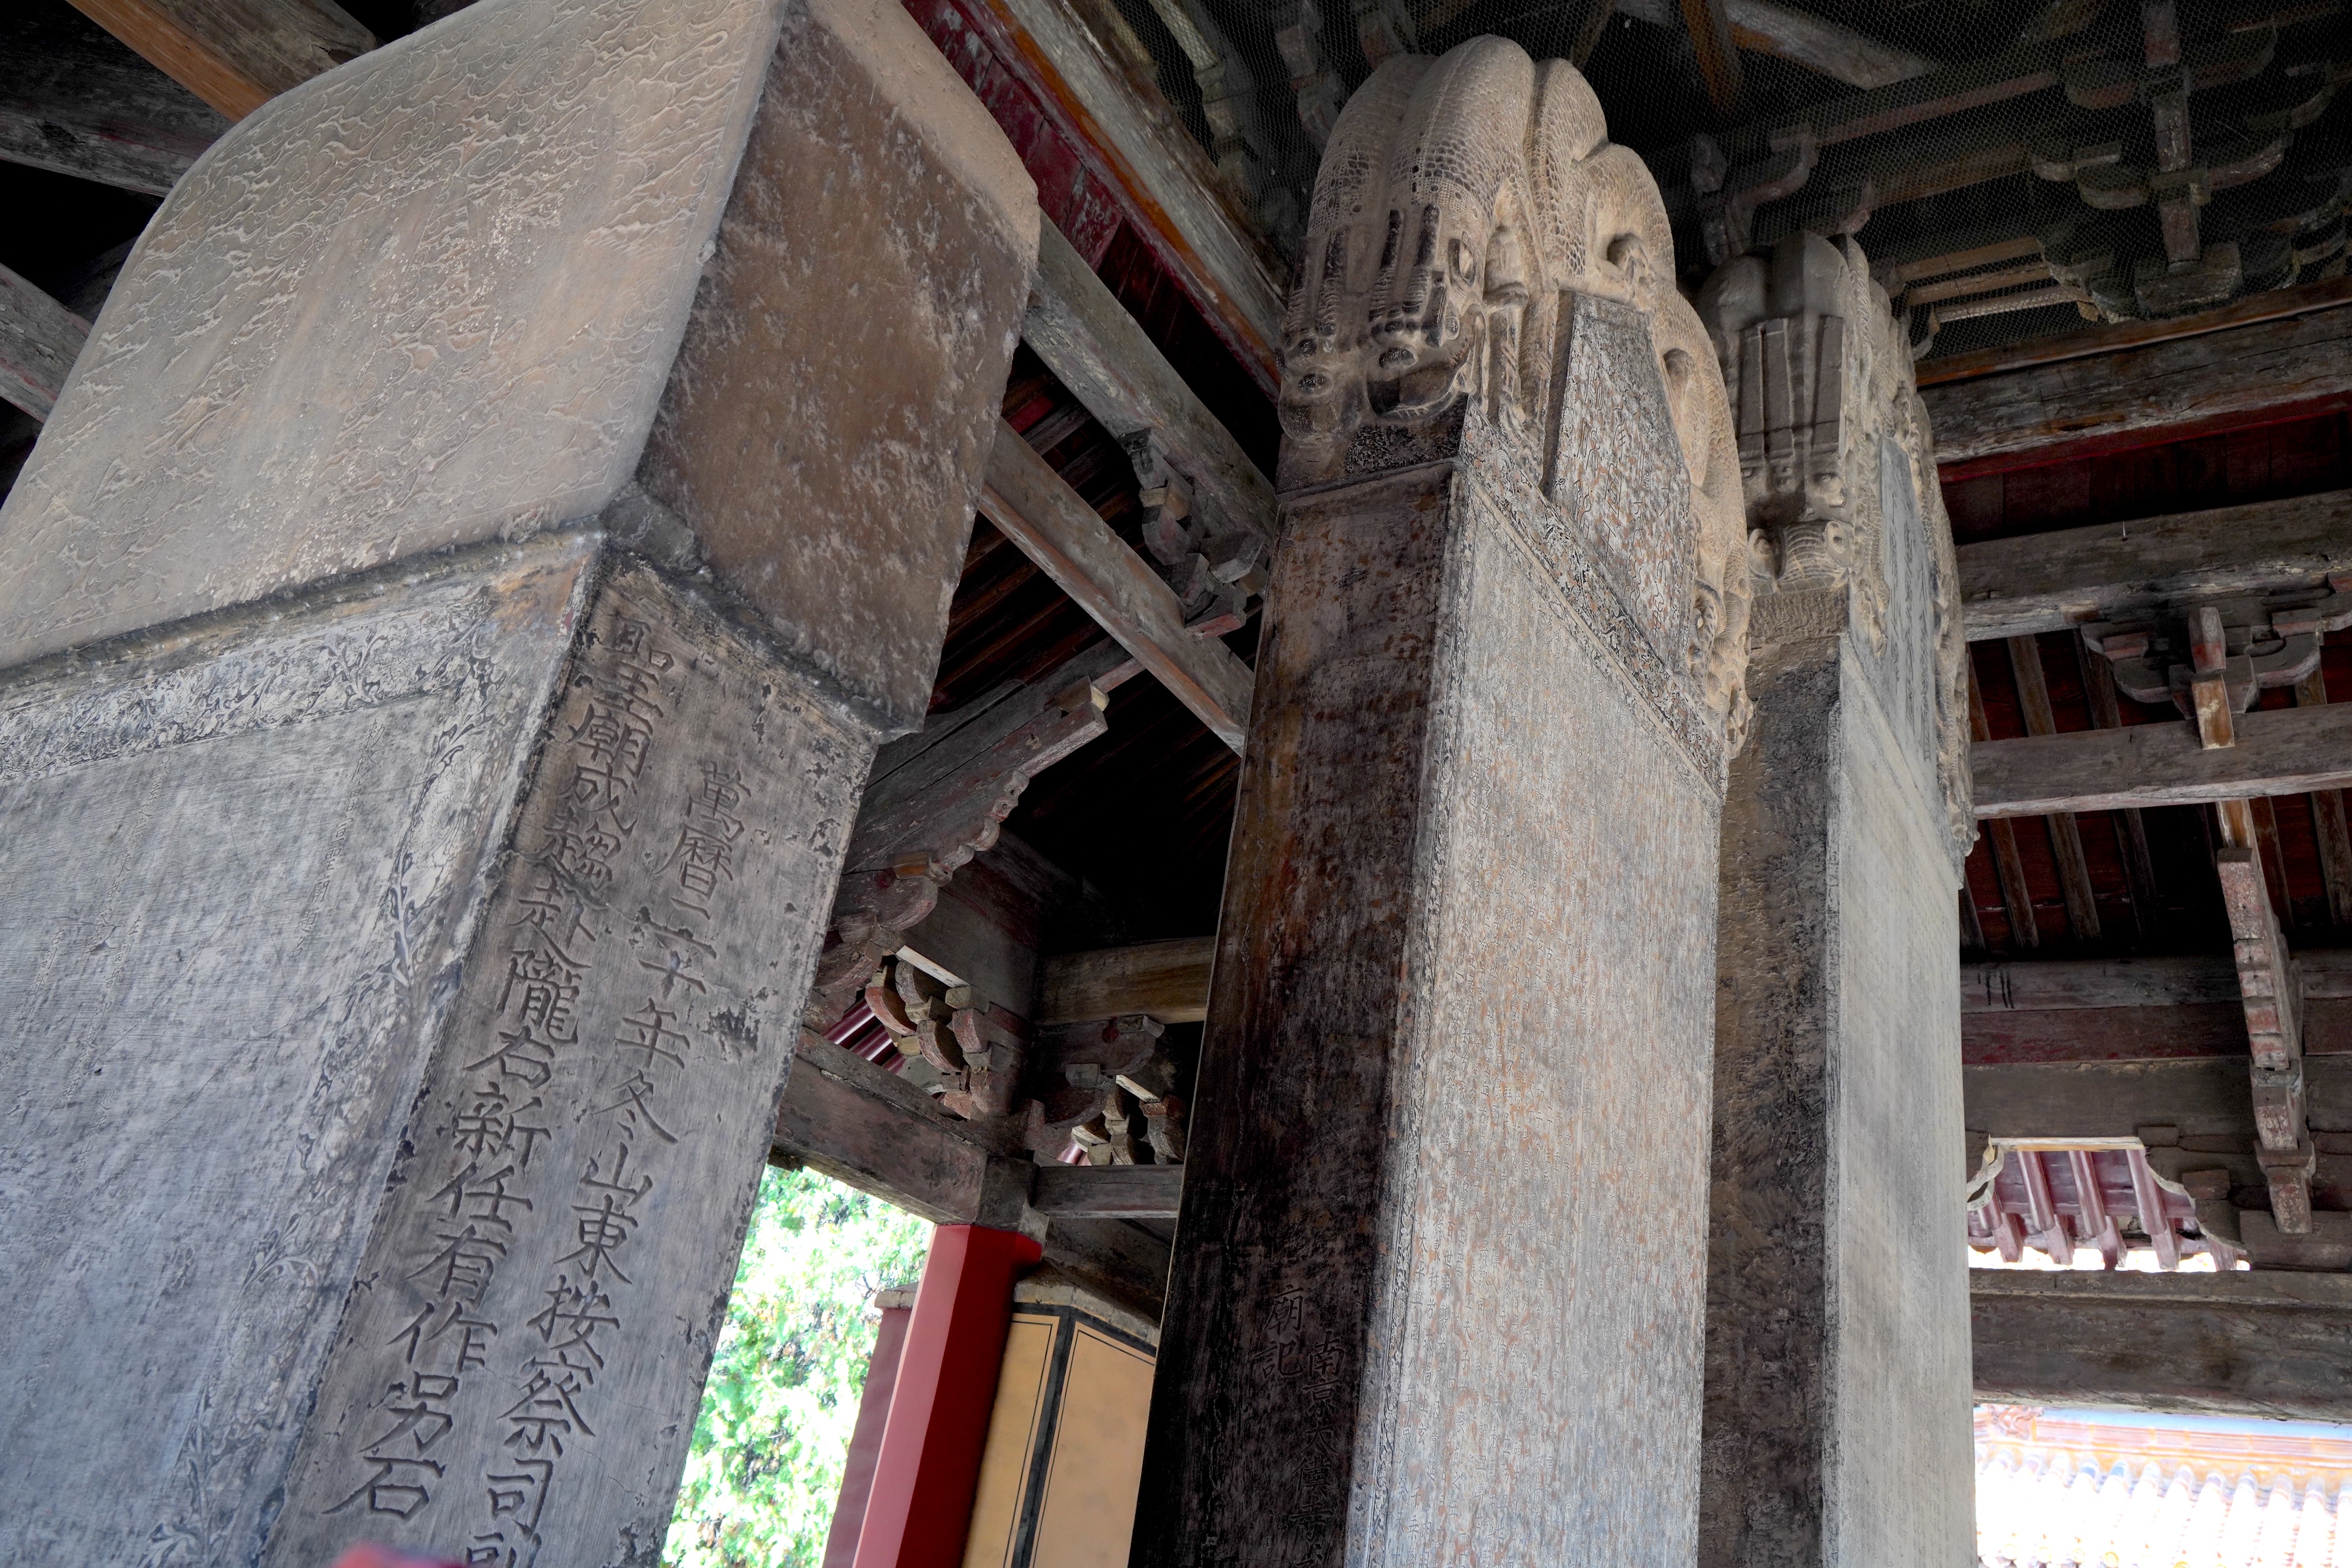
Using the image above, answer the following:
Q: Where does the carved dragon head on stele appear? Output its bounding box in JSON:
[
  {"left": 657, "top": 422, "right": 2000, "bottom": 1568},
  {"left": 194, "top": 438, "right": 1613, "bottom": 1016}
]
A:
[{"left": 1275, "top": 37, "right": 1754, "bottom": 746}]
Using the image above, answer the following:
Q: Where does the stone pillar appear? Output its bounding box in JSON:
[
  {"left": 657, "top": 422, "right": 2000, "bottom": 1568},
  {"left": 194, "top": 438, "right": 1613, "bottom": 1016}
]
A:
[
  {"left": 1694, "top": 235, "right": 1978, "bottom": 1568},
  {"left": 0, "top": 1, "right": 1036, "bottom": 1563},
  {"left": 1133, "top": 40, "right": 1754, "bottom": 1568}
]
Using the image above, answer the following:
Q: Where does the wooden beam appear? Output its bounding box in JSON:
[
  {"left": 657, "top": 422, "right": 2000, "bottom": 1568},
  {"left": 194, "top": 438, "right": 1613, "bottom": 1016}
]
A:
[
  {"left": 775, "top": 1033, "right": 1180, "bottom": 1311},
  {"left": 1926, "top": 304, "right": 2352, "bottom": 471},
  {"left": 1972, "top": 667, "right": 2040, "bottom": 948},
  {"left": 1033, "top": 1214, "right": 1171, "bottom": 1317},
  {"left": 2008, "top": 635, "right": 2101, "bottom": 943},
  {"left": 1024, "top": 220, "right": 1276, "bottom": 549},
  {"left": 1613, "top": 0, "right": 1936, "bottom": 87},
  {"left": 1036, "top": 935, "right": 1214, "bottom": 1024},
  {"left": 1975, "top": 703, "right": 2352, "bottom": 818},
  {"left": 1966, "top": 953, "right": 2235, "bottom": 1011},
  {"left": 1722, "top": 0, "right": 1935, "bottom": 87},
  {"left": 979, "top": 419, "right": 1253, "bottom": 752},
  {"left": 933, "top": 0, "right": 1285, "bottom": 390},
  {"left": 1962, "top": 952, "right": 2352, "bottom": 1011},
  {"left": 1030, "top": 1162, "right": 1182, "bottom": 1218},
  {"left": 0, "top": 265, "right": 91, "bottom": 423},
  {"left": 844, "top": 641, "right": 1123, "bottom": 874},
  {"left": 775, "top": 1034, "right": 1028, "bottom": 1224},
  {"left": 1958, "top": 489, "right": 2352, "bottom": 642},
  {"left": 0, "top": 5, "right": 228, "bottom": 195},
  {"left": 66, "top": 0, "right": 375, "bottom": 123},
  {"left": 1972, "top": 1268, "right": 2352, "bottom": 1419},
  {"left": 1677, "top": 0, "right": 1746, "bottom": 116},
  {"left": 1919, "top": 275, "right": 2352, "bottom": 388}
]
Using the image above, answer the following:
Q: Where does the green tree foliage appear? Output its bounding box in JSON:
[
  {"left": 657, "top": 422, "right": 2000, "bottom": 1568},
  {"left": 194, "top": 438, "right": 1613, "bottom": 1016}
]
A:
[{"left": 664, "top": 1165, "right": 932, "bottom": 1568}]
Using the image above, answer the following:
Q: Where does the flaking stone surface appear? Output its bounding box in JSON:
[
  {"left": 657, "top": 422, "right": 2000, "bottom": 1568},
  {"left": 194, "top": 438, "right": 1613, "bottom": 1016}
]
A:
[
  {"left": 0, "top": 535, "right": 598, "bottom": 1567},
  {"left": 0, "top": 0, "right": 788, "bottom": 670},
  {"left": 266, "top": 559, "right": 872, "bottom": 1568}
]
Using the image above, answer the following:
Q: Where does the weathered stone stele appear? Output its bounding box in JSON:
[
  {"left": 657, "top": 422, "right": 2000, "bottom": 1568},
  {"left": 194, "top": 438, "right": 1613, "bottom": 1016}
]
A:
[
  {"left": 1134, "top": 38, "right": 1749, "bottom": 1568},
  {"left": 1696, "top": 233, "right": 1978, "bottom": 1568},
  {"left": 0, "top": 0, "right": 1037, "bottom": 1562}
]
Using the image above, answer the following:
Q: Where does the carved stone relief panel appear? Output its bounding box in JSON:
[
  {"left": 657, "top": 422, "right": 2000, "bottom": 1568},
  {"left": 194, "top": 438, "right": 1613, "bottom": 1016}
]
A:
[
  {"left": 1543, "top": 290, "right": 1700, "bottom": 661},
  {"left": 1270, "top": 37, "right": 1753, "bottom": 751},
  {"left": 1698, "top": 234, "right": 1974, "bottom": 866}
]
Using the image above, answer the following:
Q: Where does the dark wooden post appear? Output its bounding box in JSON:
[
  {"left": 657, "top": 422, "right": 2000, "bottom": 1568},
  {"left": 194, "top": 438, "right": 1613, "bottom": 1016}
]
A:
[{"left": 1133, "top": 38, "right": 1755, "bottom": 1568}]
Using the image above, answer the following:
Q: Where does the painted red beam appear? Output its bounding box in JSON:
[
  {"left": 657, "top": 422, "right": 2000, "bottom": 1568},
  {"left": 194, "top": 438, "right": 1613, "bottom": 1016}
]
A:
[
  {"left": 853, "top": 1223, "right": 1044, "bottom": 1568},
  {"left": 903, "top": 0, "right": 1279, "bottom": 396}
]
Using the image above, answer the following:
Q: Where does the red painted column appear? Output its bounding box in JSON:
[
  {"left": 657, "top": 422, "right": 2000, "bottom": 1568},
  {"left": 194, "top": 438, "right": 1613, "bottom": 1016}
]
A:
[
  {"left": 852, "top": 1224, "right": 1043, "bottom": 1568},
  {"left": 822, "top": 1299, "right": 916, "bottom": 1568}
]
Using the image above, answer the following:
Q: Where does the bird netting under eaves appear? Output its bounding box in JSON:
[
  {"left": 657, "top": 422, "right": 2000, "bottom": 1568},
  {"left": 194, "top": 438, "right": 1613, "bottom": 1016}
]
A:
[{"left": 1096, "top": 0, "right": 2351, "bottom": 363}]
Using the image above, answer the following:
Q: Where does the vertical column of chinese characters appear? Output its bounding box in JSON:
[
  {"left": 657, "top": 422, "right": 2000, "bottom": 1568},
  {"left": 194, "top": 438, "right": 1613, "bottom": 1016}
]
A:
[
  {"left": 324, "top": 616, "right": 671, "bottom": 1540},
  {"left": 471, "top": 618, "right": 687, "bottom": 1567},
  {"left": 1254, "top": 1286, "right": 1347, "bottom": 1549}
]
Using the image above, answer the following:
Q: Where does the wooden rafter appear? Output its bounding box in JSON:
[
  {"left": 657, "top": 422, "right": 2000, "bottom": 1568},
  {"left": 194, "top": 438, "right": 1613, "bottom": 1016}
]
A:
[
  {"left": 978, "top": 419, "right": 1254, "bottom": 753},
  {"left": 2007, "top": 635, "right": 2101, "bottom": 944},
  {"left": 66, "top": 0, "right": 374, "bottom": 122},
  {"left": 1677, "top": 0, "right": 1746, "bottom": 116},
  {"left": 919, "top": 0, "right": 1284, "bottom": 390},
  {"left": 1973, "top": 663, "right": 2041, "bottom": 949},
  {"left": 0, "top": 6, "right": 227, "bottom": 195}
]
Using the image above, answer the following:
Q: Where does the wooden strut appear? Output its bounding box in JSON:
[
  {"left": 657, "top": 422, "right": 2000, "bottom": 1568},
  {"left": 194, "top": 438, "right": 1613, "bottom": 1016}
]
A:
[
  {"left": 2078, "top": 646, "right": 2161, "bottom": 940},
  {"left": 978, "top": 419, "right": 1254, "bottom": 753},
  {"left": 2183, "top": 602, "right": 2318, "bottom": 1235}
]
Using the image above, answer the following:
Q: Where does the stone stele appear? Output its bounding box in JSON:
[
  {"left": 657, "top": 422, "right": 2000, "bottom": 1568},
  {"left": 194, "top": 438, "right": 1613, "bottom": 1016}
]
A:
[
  {"left": 1135, "top": 38, "right": 1751, "bottom": 1568},
  {"left": 1696, "top": 232, "right": 1978, "bottom": 1568},
  {"left": 0, "top": 0, "right": 1037, "bottom": 1562}
]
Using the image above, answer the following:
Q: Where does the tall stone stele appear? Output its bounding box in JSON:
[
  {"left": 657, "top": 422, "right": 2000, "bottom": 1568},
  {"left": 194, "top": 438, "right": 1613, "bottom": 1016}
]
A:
[
  {"left": 1695, "top": 233, "right": 1979, "bottom": 1568},
  {"left": 0, "top": 0, "right": 1036, "bottom": 1562},
  {"left": 1133, "top": 37, "right": 1754, "bottom": 1568}
]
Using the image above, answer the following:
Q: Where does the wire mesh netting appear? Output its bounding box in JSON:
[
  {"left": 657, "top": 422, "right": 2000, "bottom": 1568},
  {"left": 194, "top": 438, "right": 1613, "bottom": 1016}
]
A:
[{"left": 1095, "top": 0, "right": 2350, "bottom": 361}]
